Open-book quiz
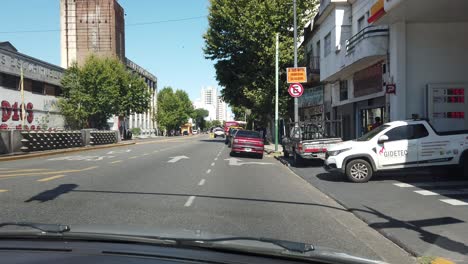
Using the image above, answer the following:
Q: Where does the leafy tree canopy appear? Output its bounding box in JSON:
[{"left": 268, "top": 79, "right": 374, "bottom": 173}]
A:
[
  {"left": 157, "top": 87, "right": 194, "bottom": 131},
  {"left": 192, "top": 108, "right": 209, "bottom": 130},
  {"left": 59, "top": 55, "right": 151, "bottom": 129},
  {"left": 204, "top": 0, "right": 317, "bottom": 121}
]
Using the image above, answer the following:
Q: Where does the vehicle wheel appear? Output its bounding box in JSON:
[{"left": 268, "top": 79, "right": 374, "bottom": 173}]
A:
[
  {"left": 293, "top": 151, "right": 303, "bottom": 167},
  {"left": 258, "top": 153, "right": 264, "bottom": 159},
  {"left": 346, "top": 159, "right": 373, "bottom": 183},
  {"left": 230, "top": 151, "right": 235, "bottom": 157}
]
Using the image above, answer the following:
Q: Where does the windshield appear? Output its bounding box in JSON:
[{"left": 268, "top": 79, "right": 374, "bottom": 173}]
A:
[
  {"left": 1, "top": 1, "right": 459, "bottom": 263},
  {"left": 235, "top": 130, "right": 261, "bottom": 138},
  {"left": 355, "top": 125, "right": 390, "bottom": 141}
]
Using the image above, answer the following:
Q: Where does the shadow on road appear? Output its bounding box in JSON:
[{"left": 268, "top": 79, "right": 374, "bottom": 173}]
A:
[
  {"left": 276, "top": 156, "right": 324, "bottom": 168},
  {"left": 71, "top": 188, "right": 468, "bottom": 256},
  {"left": 24, "top": 184, "right": 78, "bottom": 203},
  {"left": 316, "top": 171, "right": 463, "bottom": 183}
]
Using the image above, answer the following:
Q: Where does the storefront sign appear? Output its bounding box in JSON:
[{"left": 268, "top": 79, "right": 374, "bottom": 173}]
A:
[
  {"left": 0, "top": 50, "right": 63, "bottom": 86},
  {"left": 386, "top": 84, "right": 396, "bottom": 94},
  {"left": 299, "top": 85, "right": 323, "bottom": 108},
  {"left": 368, "top": 0, "right": 385, "bottom": 23},
  {"left": 353, "top": 63, "right": 383, "bottom": 97}
]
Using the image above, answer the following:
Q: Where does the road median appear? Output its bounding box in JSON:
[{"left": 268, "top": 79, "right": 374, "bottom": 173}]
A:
[{"left": 0, "top": 141, "right": 136, "bottom": 162}]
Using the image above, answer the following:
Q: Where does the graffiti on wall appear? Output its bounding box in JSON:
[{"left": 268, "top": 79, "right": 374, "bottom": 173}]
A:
[{"left": 0, "top": 100, "right": 37, "bottom": 130}]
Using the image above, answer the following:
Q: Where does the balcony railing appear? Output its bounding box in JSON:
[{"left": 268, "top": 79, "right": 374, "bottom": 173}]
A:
[{"left": 346, "top": 26, "right": 389, "bottom": 53}]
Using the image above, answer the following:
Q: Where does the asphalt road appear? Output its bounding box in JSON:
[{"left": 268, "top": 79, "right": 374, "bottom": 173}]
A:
[
  {"left": 0, "top": 135, "right": 413, "bottom": 263},
  {"left": 283, "top": 157, "right": 468, "bottom": 263}
]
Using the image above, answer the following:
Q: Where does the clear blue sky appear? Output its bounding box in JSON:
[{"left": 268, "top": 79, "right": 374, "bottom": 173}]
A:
[{"left": 0, "top": 0, "right": 218, "bottom": 101}]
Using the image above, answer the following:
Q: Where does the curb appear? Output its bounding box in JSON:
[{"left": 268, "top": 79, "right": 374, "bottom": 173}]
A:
[
  {"left": 0, "top": 141, "right": 136, "bottom": 162},
  {"left": 274, "top": 156, "right": 422, "bottom": 260}
]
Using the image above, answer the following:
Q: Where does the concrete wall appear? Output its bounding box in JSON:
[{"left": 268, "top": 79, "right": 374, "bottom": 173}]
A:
[
  {"left": 0, "top": 130, "right": 23, "bottom": 154},
  {"left": 0, "top": 86, "right": 65, "bottom": 130},
  {"left": 319, "top": 4, "right": 352, "bottom": 81},
  {"left": 405, "top": 22, "right": 468, "bottom": 118}
]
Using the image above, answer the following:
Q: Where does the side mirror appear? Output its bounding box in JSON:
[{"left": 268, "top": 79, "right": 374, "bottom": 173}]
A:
[{"left": 378, "top": 135, "right": 389, "bottom": 144}]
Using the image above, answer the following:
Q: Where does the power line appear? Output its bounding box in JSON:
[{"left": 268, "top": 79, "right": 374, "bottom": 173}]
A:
[{"left": 0, "top": 15, "right": 206, "bottom": 34}]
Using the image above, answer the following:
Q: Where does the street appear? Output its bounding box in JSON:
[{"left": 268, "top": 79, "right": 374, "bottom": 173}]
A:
[
  {"left": 284, "top": 158, "right": 468, "bottom": 263},
  {"left": 0, "top": 134, "right": 412, "bottom": 263}
]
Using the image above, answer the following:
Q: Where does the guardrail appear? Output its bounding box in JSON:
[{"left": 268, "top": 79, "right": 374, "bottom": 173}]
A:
[
  {"left": 90, "top": 131, "right": 118, "bottom": 146},
  {"left": 20, "top": 131, "right": 83, "bottom": 152}
]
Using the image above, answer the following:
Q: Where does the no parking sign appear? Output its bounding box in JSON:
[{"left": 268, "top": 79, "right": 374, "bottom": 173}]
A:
[{"left": 288, "top": 83, "right": 304, "bottom": 98}]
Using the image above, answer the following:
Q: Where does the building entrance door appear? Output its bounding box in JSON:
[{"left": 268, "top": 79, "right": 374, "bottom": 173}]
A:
[{"left": 359, "top": 107, "right": 385, "bottom": 136}]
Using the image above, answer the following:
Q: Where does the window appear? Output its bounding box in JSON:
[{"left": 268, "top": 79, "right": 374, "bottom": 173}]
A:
[
  {"left": 235, "top": 130, "right": 260, "bottom": 138},
  {"left": 0, "top": 73, "right": 19, "bottom": 90},
  {"left": 385, "top": 126, "right": 409, "bottom": 142},
  {"left": 324, "top": 33, "right": 331, "bottom": 57},
  {"left": 409, "top": 124, "right": 429, "bottom": 139},
  {"left": 316, "top": 41, "right": 321, "bottom": 58},
  {"left": 32, "top": 81, "right": 44, "bottom": 94},
  {"left": 339, "top": 80, "right": 348, "bottom": 101},
  {"left": 54, "top": 86, "right": 63, "bottom": 96},
  {"left": 385, "top": 125, "right": 429, "bottom": 142},
  {"left": 357, "top": 16, "right": 365, "bottom": 32}
]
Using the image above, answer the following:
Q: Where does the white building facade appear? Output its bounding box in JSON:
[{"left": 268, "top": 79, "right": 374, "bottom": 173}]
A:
[
  {"left": 306, "top": 0, "right": 468, "bottom": 139},
  {"left": 216, "top": 96, "right": 228, "bottom": 122}
]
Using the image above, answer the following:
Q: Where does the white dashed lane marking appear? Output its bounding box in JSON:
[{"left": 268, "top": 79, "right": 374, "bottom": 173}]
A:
[
  {"left": 206, "top": 169, "right": 211, "bottom": 174},
  {"left": 198, "top": 179, "right": 206, "bottom": 186},
  {"left": 211, "top": 162, "right": 215, "bottom": 166},
  {"left": 393, "top": 181, "right": 468, "bottom": 206},
  {"left": 440, "top": 199, "right": 468, "bottom": 206},
  {"left": 184, "top": 196, "right": 196, "bottom": 207}
]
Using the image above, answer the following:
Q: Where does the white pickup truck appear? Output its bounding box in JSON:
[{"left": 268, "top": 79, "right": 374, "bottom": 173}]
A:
[{"left": 324, "top": 120, "right": 468, "bottom": 183}]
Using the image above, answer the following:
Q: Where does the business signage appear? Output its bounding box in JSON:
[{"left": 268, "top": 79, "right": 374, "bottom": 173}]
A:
[
  {"left": 299, "top": 85, "right": 324, "bottom": 108},
  {"left": 0, "top": 50, "right": 63, "bottom": 86}
]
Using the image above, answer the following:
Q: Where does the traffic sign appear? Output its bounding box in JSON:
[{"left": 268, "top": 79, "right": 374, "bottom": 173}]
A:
[
  {"left": 288, "top": 83, "right": 304, "bottom": 98},
  {"left": 287, "top": 67, "right": 307, "bottom": 83}
]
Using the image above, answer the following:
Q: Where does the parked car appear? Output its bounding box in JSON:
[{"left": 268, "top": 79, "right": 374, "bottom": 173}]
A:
[
  {"left": 182, "top": 131, "right": 189, "bottom": 136},
  {"left": 192, "top": 129, "right": 198, "bottom": 135},
  {"left": 226, "top": 127, "right": 242, "bottom": 146},
  {"left": 324, "top": 119, "right": 468, "bottom": 183},
  {"left": 230, "top": 130, "right": 264, "bottom": 159},
  {"left": 282, "top": 122, "right": 342, "bottom": 166},
  {"left": 213, "top": 127, "right": 225, "bottom": 138}
]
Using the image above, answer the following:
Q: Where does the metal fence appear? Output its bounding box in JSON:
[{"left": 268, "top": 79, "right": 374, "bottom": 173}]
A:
[{"left": 20, "top": 131, "right": 83, "bottom": 152}]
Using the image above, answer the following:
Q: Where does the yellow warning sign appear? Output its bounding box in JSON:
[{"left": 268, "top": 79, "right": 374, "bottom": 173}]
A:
[{"left": 287, "top": 67, "right": 307, "bottom": 83}]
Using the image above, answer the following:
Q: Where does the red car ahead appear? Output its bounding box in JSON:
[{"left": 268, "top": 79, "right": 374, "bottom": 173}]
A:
[{"left": 230, "top": 130, "right": 264, "bottom": 159}]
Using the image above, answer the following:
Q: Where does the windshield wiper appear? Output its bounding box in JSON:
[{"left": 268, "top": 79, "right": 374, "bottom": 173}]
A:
[
  {"left": 0, "top": 222, "right": 70, "bottom": 233},
  {"left": 170, "top": 237, "right": 314, "bottom": 254}
]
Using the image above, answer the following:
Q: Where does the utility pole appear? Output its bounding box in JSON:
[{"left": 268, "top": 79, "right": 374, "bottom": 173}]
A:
[
  {"left": 275, "top": 33, "right": 279, "bottom": 152},
  {"left": 293, "top": 0, "right": 299, "bottom": 126}
]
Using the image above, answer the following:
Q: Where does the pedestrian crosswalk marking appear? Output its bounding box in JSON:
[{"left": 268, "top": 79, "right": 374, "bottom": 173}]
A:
[
  {"left": 440, "top": 199, "right": 468, "bottom": 206},
  {"left": 394, "top": 181, "right": 468, "bottom": 188}
]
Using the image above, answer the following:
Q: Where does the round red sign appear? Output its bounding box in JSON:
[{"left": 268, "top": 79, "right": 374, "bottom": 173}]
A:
[{"left": 288, "top": 83, "right": 304, "bottom": 98}]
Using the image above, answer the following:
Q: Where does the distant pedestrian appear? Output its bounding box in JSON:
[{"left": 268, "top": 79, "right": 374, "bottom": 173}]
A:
[{"left": 371, "top": 117, "right": 382, "bottom": 130}]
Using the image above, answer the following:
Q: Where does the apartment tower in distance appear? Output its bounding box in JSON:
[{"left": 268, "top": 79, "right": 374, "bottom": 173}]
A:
[{"left": 60, "top": 0, "right": 125, "bottom": 68}]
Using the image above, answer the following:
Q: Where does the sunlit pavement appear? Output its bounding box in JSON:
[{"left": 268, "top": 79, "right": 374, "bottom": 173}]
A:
[
  {"left": 282, "top": 157, "right": 468, "bottom": 263},
  {"left": 0, "top": 134, "right": 413, "bottom": 263}
]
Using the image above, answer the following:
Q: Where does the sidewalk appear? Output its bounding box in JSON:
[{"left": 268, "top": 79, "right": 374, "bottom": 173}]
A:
[{"left": 263, "top": 143, "right": 283, "bottom": 154}]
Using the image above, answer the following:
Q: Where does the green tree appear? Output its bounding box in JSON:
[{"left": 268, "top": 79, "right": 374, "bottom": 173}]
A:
[
  {"left": 204, "top": 0, "right": 317, "bottom": 122},
  {"left": 192, "top": 108, "right": 209, "bottom": 130},
  {"left": 156, "top": 87, "right": 194, "bottom": 131},
  {"left": 59, "top": 55, "right": 151, "bottom": 129}
]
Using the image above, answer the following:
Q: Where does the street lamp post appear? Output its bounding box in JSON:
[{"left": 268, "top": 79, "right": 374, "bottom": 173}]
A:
[{"left": 293, "top": 0, "right": 299, "bottom": 126}]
